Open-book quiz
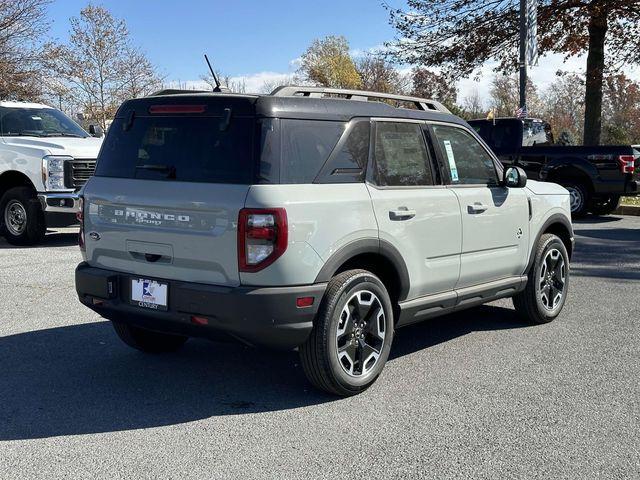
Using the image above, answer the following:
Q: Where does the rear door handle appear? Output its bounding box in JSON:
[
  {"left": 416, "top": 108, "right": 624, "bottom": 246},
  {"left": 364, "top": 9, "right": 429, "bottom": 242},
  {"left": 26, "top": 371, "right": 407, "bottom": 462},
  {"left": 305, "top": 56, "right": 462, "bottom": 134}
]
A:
[
  {"left": 389, "top": 208, "right": 416, "bottom": 220},
  {"left": 467, "top": 202, "right": 489, "bottom": 214}
]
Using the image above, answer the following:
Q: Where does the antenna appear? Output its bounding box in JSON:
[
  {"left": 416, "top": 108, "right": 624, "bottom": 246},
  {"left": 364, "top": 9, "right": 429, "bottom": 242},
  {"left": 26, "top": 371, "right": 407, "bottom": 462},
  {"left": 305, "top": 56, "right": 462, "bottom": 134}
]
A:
[{"left": 204, "top": 54, "right": 222, "bottom": 92}]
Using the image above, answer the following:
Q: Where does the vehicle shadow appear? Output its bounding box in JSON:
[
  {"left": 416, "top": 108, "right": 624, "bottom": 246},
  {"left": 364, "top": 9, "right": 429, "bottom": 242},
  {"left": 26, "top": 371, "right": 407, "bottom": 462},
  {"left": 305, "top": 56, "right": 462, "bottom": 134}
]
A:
[
  {"left": 573, "top": 215, "right": 623, "bottom": 225},
  {"left": 0, "top": 231, "right": 77, "bottom": 249},
  {"left": 0, "top": 304, "right": 524, "bottom": 440}
]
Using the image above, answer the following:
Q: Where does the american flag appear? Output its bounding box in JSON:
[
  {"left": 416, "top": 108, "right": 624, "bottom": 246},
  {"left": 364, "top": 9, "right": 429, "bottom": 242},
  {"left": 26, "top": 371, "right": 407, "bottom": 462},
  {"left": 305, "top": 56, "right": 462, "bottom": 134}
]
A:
[{"left": 515, "top": 105, "right": 528, "bottom": 119}]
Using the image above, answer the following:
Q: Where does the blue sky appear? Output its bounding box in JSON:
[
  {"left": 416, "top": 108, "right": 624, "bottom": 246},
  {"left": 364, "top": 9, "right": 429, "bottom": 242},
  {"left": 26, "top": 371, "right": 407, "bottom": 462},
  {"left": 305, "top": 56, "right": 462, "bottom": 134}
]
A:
[
  {"left": 47, "top": 0, "right": 404, "bottom": 83},
  {"left": 45, "top": 0, "right": 638, "bottom": 102}
]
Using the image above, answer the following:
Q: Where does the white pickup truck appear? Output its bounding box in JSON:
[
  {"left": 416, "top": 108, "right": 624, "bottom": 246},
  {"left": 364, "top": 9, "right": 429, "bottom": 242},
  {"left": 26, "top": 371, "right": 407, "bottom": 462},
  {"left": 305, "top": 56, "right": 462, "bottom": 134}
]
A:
[{"left": 0, "top": 101, "right": 103, "bottom": 245}]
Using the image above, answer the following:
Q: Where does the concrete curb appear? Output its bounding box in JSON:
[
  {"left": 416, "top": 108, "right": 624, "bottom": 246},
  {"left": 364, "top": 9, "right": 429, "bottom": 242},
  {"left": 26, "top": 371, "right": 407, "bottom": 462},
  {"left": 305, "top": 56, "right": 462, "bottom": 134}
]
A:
[{"left": 615, "top": 205, "right": 640, "bottom": 216}]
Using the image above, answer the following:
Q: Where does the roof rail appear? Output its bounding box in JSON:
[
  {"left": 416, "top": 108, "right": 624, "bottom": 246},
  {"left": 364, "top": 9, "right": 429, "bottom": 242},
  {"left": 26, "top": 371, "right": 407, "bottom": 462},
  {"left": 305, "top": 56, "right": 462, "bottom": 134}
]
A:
[{"left": 270, "top": 86, "right": 451, "bottom": 113}]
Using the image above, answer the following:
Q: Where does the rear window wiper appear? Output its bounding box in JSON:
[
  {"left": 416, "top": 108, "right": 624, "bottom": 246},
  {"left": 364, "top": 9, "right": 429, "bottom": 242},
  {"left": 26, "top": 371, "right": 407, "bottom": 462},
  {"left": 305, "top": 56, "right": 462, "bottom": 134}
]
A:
[{"left": 135, "top": 164, "right": 176, "bottom": 178}]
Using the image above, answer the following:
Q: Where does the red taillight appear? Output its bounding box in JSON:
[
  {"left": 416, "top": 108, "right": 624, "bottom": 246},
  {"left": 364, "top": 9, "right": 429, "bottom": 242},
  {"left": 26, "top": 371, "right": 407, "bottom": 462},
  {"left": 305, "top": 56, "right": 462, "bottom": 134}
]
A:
[
  {"left": 78, "top": 196, "right": 85, "bottom": 251},
  {"left": 238, "top": 208, "right": 288, "bottom": 273},
  {"left": 618, "top": 155, "right": 636, "bottom": 174},
  {"left": 148, "top": 104, "right": 206, "bottom": 114},
  {"left": 296, "top": 296, "right": 314, "bottom": 308}
]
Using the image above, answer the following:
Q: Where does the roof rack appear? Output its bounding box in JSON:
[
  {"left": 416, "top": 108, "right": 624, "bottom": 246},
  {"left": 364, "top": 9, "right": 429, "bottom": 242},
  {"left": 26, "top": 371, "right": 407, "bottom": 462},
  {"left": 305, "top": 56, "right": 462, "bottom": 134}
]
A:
[{"left": 270, "top": 86, "right": 451, "bottom": 114}]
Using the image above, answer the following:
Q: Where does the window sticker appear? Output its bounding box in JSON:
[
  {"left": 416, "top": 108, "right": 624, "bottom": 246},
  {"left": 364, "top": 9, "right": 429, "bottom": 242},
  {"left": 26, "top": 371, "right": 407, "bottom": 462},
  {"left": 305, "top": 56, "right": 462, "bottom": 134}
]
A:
[{"left": 443, "top": 140, "right": 459, "bottom": 182}]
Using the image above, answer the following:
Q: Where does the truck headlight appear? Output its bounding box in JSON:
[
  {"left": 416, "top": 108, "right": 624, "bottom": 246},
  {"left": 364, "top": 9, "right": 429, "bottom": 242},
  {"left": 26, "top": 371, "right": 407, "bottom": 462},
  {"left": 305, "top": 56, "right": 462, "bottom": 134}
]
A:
[{"left": 42, "top": 155, "right": 72, "bottom": 191}]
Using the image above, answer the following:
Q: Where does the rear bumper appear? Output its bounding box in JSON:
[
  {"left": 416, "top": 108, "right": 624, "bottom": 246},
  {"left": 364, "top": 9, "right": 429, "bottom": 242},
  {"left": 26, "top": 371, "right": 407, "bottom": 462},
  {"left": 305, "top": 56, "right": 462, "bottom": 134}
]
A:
[
  {"left": 38, "top": 192, "right": 80, "bottom": 213},
  {"left": 75, "top": 263, "right": 326, "bottom": 350}
]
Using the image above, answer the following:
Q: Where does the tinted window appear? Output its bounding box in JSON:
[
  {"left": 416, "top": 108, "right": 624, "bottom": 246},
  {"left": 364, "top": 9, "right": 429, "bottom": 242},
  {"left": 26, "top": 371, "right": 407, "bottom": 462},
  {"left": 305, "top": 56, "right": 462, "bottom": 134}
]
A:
[
  {"left": 315, "top": 120, "right": 370, "bottom": 183},
  {"left": 374, "top": 122, "right": 433, "bottom": 186},
  {"left": 0, "top": 106, "right": 88, "bottom": 138},
  {"left": 95, "top": 116, "right": 255, "bottom": 184},
  {"left": 470, "top": 120, "right": 521, "bottom": 150},
  {"left": 431, "top": 124, "right": 498, "bottom": 185},
  {"left": 280, "top": 120, "right": 344, "bottom": 183}
]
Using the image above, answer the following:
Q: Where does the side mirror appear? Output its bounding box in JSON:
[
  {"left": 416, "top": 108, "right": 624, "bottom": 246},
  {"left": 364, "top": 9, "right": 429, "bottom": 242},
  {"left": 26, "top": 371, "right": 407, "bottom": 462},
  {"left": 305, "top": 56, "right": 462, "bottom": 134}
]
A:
[
  {"left": 88, "top": 124, "right": 104, "bottom": 138},
  {"left": 504, "top": 166, "right": 527, "bottom": 188}
]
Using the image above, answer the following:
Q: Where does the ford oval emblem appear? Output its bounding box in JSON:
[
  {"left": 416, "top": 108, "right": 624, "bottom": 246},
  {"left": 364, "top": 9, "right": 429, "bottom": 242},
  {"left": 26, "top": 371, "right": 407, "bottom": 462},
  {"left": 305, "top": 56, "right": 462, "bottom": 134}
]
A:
[{"left": 88, "top": 231, "right": 101, "bottom": 241}]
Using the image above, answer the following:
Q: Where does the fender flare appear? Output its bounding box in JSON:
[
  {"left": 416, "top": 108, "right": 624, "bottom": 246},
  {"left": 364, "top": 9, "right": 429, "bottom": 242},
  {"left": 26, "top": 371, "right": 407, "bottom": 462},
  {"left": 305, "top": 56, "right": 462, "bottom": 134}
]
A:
[
  {"left": 525, "top": 213, "right": 575, "bottom": 273},
  {"left": 314, "top": 238, "right": 411, "bottom": 301}
]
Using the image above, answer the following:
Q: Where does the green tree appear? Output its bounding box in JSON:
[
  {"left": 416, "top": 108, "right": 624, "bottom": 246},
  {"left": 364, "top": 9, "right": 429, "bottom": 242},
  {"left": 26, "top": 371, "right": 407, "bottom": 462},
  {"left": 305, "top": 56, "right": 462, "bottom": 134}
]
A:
[
  {"left": 386, "top": 0, "right": 640, "bottom": 146},
  {"left": 298, "top": 36, "right": 362, "bottom": 89}
]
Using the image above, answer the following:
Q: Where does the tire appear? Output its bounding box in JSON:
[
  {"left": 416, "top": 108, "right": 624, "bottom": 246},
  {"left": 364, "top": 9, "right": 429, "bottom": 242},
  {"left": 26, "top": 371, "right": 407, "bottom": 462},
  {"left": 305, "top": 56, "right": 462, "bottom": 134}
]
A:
[
  {"left": 112, "top": 321, "right": 188, "bottom": 353},
  {"left": 589, "top": 195, "right": 621, "bottom": 216},
  {"left": 513, "top": 233, "right": 570, "bottom": 324},
  {"left": 558, "top": 180, "right": 589, "bottom": 218},
  {"left": 0, "top": 186, "right": 46, "bottom": 245},
  {"left": 300, "top": 269, "right": 394, "bottom": 396}
]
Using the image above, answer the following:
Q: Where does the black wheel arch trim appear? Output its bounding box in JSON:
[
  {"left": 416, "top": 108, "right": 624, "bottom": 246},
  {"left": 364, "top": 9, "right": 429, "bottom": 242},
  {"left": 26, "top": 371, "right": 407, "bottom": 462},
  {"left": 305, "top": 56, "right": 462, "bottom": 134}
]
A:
[
  {"left": 525, "top": 213, "right": 574, "bottom": 273},
  {"left": 314, "top": 238, "right": 411, "bottom": 301}
]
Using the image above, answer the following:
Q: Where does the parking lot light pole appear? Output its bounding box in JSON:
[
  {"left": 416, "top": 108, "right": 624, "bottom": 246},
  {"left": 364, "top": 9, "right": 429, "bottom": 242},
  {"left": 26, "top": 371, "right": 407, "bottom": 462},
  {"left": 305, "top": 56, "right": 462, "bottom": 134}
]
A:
[{"left": 519, "top": 0, "right": 527, "bottom": 109}]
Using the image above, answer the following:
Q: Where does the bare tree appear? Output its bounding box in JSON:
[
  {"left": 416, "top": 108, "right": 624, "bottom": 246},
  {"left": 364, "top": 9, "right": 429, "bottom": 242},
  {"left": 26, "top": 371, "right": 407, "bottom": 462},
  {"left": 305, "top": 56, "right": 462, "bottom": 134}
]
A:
[
  {"left": 356, "top": 54, "right": 409, "bottom": 94},
  {"left": 52, "top": 5, "right": 162, "bottom": 128},
  {"left": 0, "top": 0, "right": 55, "bottom": 100},
  {"left": 461, "top": 89, "right": 485, "bottom": 120}
]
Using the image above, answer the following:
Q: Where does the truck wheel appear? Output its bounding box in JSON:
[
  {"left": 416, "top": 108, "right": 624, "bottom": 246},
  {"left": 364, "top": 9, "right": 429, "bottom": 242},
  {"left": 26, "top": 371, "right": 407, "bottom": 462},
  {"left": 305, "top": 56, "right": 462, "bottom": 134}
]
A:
[
  {"left": 0, "top": 186, "right": 46, "bottom": 245},
  {"left": 559, "top": 181, "right": 589, "bottom": 217},
  {"left": 300, "top": 269, "right": 394, "bottom": 396},
  {"left": 112, "top": 321, "right": 188, "bottom": 353},
  {"left": 589, "top": 195, "right": 621, "bottom": 216},
  {"left": 513, "top": 233, "right": 570, "bottom": 324}
]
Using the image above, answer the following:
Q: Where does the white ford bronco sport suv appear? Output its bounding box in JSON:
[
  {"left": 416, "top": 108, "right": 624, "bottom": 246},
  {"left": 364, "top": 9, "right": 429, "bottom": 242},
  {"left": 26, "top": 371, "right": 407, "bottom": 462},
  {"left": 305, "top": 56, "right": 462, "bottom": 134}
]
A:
[
  {"left": 75, "top": 87, "right": 574, "bottom": 396},
  {"left": 0, "top": 101, "right": 103, "bottom": 245}
]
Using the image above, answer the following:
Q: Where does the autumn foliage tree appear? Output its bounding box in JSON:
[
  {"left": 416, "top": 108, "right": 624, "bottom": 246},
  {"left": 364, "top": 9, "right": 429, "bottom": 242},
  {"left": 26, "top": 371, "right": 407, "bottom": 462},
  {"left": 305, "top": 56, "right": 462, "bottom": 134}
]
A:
[
  {"left": 387, "top": 0, "right": 640, "bottom": 146},
  {"left": 298, "top": 36, "right": 362, "bottom": 89}
]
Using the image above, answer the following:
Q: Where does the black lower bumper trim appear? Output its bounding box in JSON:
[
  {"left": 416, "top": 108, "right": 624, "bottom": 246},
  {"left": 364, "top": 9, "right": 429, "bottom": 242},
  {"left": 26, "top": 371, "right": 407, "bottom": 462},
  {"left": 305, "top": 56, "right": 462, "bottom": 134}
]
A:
[{"left": 75, "top": 263, "right": 326, "bottom": 350}]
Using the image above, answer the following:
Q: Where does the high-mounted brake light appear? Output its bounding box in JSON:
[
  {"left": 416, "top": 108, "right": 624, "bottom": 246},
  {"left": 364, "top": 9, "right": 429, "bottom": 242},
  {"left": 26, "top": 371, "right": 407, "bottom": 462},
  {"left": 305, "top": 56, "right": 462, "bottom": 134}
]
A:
[
  {"left": 148, "top": 104, "right": 206, "bottom": 114},
  {"left": 238, "top": 208, "right": 288, "bottom": 273},
  {"left": 618, "top": 155, "right": 636, "bottom": 174}
]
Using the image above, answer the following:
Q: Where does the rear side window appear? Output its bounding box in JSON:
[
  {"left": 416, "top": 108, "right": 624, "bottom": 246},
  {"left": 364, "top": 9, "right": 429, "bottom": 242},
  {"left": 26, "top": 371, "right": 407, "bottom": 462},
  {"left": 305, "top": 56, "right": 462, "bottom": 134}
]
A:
[
  {"left": 373, "top": 122, "right": 433, "bottom": 186},
  {"left": 431, "top": 124, "right": 499, "bottom": 186},
  {"left": 315, "top": 120, "right": 370, "bottom": 183},
  {"left": 95, "top": 116, "right": 255, "bottom": 184},
  {"left": 279, "top": 120, "right": 345, "bottom": 183}
]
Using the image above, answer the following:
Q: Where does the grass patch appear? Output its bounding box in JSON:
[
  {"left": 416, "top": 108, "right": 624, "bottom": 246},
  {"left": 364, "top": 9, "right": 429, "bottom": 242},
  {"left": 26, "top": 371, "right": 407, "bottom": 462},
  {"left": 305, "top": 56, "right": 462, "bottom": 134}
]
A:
[{"left": 621, "top": 196, "right": 640, "bottom": 206}]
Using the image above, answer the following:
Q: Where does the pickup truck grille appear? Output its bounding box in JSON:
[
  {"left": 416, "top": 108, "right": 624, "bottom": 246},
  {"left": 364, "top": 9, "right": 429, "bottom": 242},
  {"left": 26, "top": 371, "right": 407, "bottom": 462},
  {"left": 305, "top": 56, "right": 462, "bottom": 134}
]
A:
[{"left": 64, "top": 159, "right": 96, "bottom": 189}]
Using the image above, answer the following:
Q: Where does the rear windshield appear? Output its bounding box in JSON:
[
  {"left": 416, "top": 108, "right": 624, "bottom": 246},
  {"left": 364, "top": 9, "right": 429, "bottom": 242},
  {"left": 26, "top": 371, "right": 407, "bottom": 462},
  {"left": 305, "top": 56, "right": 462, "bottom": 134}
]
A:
[{"left": 95, "top": 116, "right": 255, "bottom": 184}]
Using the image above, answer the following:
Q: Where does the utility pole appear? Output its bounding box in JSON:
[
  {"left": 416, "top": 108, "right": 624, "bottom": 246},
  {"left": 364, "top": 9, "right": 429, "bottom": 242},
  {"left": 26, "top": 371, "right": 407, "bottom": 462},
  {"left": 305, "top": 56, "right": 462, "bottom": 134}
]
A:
[{"left": 519, "top": 0, "right": 527, "bottom": 109}]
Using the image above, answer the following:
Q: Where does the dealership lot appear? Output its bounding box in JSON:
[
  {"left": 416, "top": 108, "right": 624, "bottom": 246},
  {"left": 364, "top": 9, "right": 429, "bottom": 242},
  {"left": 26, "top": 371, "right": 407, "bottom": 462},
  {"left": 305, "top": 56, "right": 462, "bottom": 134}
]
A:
[{"left": 0, "top": 217, "right": 638, "bottom": 479}]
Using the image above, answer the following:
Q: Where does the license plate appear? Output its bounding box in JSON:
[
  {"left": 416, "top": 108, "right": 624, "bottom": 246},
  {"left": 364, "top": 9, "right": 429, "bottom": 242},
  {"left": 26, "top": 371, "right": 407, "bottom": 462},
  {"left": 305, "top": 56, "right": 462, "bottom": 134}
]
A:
[{"left": 130, "top": 278, "right": 168, "bottom": 311}]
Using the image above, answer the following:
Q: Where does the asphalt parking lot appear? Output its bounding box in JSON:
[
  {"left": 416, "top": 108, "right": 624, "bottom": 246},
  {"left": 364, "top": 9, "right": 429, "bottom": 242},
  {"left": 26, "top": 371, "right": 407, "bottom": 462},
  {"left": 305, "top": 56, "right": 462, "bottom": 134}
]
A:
[{"left": 0, "top": 216, "right": 638, "bottom": 479}]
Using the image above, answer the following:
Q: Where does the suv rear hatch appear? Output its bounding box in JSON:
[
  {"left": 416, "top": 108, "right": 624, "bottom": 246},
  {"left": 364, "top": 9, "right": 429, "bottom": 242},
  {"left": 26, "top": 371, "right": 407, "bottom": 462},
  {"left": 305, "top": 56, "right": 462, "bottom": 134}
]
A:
[{"left": 82, "top": 95, "right": 258, "bottom": 287}]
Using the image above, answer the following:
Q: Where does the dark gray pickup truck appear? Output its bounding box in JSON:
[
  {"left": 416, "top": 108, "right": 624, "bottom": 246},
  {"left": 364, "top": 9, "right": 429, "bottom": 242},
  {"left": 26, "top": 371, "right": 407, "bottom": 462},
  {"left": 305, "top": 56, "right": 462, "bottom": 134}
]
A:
[{"left": 469, "top": 118, "right": 639, "bottom": 216}]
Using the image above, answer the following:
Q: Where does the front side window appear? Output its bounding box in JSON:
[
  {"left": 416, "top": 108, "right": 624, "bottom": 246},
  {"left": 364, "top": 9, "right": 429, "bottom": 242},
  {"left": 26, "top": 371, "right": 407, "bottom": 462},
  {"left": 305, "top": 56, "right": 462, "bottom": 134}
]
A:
[
  {"left": 374, "top": 122, "right": 433, "bottom": 186},
  {"left": 431, "top": 124, "right": 499, "bottom": 186}
]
